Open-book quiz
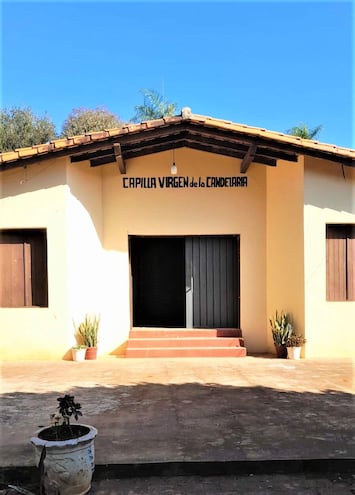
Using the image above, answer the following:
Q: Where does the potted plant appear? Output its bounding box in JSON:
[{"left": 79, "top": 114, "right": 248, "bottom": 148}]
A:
[
  {"left": 286, "top": 334, "right": 307, "bottom": 360},
  {"left": 74, "top": 314, "right": 100, "bottom": 360},
  {"left": 71, "top": 345, "right": 87, "bottom": 362},
  {"left": 31, "top": 395, "right": 97, "bottom": 495},
  {"left": 269, "top": 310, "right": 293, "bottom": 358}
]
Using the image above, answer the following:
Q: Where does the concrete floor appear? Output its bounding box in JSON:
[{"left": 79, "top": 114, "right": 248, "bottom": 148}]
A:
[{"left": 0, "top": 355, "right": 354, "bottom": 493}]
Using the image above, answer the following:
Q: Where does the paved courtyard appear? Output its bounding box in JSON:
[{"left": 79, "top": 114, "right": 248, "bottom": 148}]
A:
[{"left": 0, "top": 356, "right": 354, "bottom": 493}]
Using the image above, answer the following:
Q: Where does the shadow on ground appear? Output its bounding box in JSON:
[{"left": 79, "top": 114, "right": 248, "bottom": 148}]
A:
[{"left": 1, "top": 381, "right": 354, "bottom": 468}]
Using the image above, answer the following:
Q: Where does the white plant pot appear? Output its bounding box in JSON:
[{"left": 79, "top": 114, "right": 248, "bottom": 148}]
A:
[
  {"left": 31, "top": 424, "right": 97, "bottom": 495},
  {"left": 287, "top": 346, "right": 302, "bottom": 360},
  {"left": 71, "top": 348, "right": 87, "bottom": 362}
]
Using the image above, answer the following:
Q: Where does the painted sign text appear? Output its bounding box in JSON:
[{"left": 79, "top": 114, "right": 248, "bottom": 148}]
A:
[{"left": 122, "top": 176, "right": 248, "bottom": 189}]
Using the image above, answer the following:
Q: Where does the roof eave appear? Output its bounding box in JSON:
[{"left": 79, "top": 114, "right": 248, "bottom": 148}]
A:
[{"left": 0, "top": 113, "right": 354, "bottom": 170}]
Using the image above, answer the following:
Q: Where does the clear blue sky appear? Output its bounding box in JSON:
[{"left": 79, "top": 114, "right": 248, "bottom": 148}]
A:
[{"left": 1, "top": 1, "right": 353, "bottom": 147}]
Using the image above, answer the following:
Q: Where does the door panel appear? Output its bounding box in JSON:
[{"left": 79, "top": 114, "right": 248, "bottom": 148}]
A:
[
  {"left": 186, "top": 236, "right": 239, "bottom": 328},
  {"left": 130, "top": 237, "right": 185, "bottom": 327},
  {"left": 131, "top": 235, "right": 239, "bottom": 329}
]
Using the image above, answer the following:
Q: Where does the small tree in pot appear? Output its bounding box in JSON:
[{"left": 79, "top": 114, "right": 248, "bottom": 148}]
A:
[
  {"left": 31, "top": 395, "right": 97, "bottom": 495},
  {"left": 269, "top": 310, "right": 294, "bottom": 358}
]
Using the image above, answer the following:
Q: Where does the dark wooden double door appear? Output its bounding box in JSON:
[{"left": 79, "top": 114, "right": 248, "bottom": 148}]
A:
[{"left": 130, "top": 236, "right": 239, "bottom": 328}]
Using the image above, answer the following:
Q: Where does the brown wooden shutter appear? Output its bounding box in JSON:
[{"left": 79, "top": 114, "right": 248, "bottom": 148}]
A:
[
  {"left": 347, "top": 226, "right": 355, "bottom": 301},
  {"left": 326, "top": 226, "right": 346, "bottom": 301},
  {"left": 23, "top": 240, "right": 32, "bottom": 306},
  {"left": 0, "top": 230, "right": 47, "bottom": 307},
  {"left": 0, "top": 233, "right": 26, "bottom": 307},
  {"left": 29, "top": 231, "right": 48, "bottom": 307}
]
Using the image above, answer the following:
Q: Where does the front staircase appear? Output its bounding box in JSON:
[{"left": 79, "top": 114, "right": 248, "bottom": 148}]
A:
[{"left": 125, "top": 328, "right": 247, "bottom": 358}]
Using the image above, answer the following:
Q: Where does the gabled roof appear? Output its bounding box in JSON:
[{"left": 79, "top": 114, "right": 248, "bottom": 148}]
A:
[{"left": 1, "top": 109, "right": 354, "bottom": 174}]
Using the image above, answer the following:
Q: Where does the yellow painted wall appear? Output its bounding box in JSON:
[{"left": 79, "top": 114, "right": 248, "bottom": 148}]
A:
[
  {"left": 65, "top": 161, "right": 130, "bottom": 356},
  {"left": 304, "top": 158, "right": 355, "bottom": 357},
  {"left": 266, "top": 158, "right": 305, "bottom": 353},
  {"left": 1, "top": 147, "right": 352, "bottom": 360},
  {"left": 0, "top": 159, "right": 70, "bottom": 359},
  {"left": 66, "top": 162, "right": 105, "bottom": 350},
  {"left": 0, "top": 149, "right": 269, "bottom": 358},
  {"left": 102, "top": 148, "right": 268, "bottom": 353}
]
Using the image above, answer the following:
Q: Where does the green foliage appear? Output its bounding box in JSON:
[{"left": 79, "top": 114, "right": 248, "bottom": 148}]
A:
[
  {"left": 0, "top": 106, "right": 56, "bottom": 152},
  {"left": 287, "top": 123, "right": 323, "bottom": 140},
  {"left": 286, "top": 334, "right": 307, "bottom": 347},
  {"left": 74, "top": 314, "right": 100, "bottom": 347},
  {"left": 40, "top": 394, "right": 88, "bottom": 440},
  {"left": 131, "top": 88, "right": 178, "bottom": 123},
  {"left": 57, "top": 395, "right": 82, "bottom": 425},
  {"left": 61, "top": 107, "right": 122, "bottom": 137},
  {"left": 269, "top": 310, "right": 294, "bottom": 346}
]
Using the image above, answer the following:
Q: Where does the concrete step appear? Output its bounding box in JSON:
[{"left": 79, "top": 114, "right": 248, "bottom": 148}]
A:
[
  {"left": 125, "top": 328, "right": 246, "bottom": 358},
  {"left": 125, "top": 346, "right": 247, "bottom": 358},
  {"left": 126, "top": 337, "right": 245, "bottom": 349},
  {"left": 129, "top": 328, "right": 242, "bottom": 338}
]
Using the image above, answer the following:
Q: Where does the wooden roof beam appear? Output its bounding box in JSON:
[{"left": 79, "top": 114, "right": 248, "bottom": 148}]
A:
[
  {"left": 70, "top": 147, "right": 113, "bottom": 163},
  {"left": 114, "top": 143, "right": 126, "bottom": 174},
  {"left": 180, "top": 140, "right": 277, "bottom": 166},
  {"left": 90, "top": 155, "right": 115, "bottom": 167},
  {"left": 240, "top": 144, "right": 257, "bottom": 174}
]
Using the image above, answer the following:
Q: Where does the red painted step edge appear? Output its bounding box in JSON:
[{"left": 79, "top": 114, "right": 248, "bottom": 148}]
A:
[
  {"left": 129, "top": 328, "right": 243, "bottom": 338},
  {"left": 125, "top": 347, "right": 247, "bottom": 358},
  {"left": 126, "top": 337, "right": 245, "bottom": 349}
]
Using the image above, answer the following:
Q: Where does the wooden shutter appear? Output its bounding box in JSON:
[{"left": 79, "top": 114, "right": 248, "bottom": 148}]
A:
[
  {"left": 326, "top": 226, "right": 346, "bottom": 301},
  {"left": 347, "top": 226, "right": 355, "bottom": 301},
  {"left": 0, "top": 230, "right": 47, "bottom": 307},
  {"left": 0, "top": 233, "right": 26, "bottom": 307},
  {"left": 29, "top": 231, "right": 48, "bottom": 307}
]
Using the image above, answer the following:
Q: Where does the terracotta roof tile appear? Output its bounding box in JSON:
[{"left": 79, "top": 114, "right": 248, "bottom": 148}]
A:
[
  {"left": 53, "top": 138, "right": 70, "bottom": 149},
  {"left": 107, "top": 128, "right": 122, "bottom": 137},
  {"left": 0, "top": 112, "right": 354, "bottom": 166},
  {"left": 73, "top": 135, "right": 91, "bottom": 145},
  {"left": 192, "top": 113, "right": 354, "bottom": 157},
  {"left": 17, "top": 147, "right": 38, "bottom": 157},
  {"left": 89, "top": 131, "right": 109, "bottom": 141},
  {"left": 0, "top": 151, "right": 19, "bottom": 162},
  {"left": 36, "top": 144, "right": 52, "bottom": 153}
]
